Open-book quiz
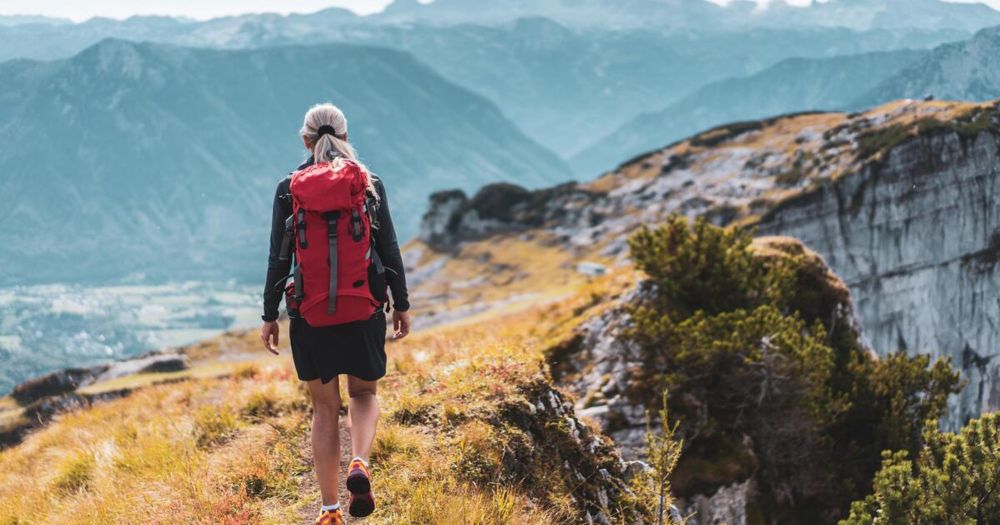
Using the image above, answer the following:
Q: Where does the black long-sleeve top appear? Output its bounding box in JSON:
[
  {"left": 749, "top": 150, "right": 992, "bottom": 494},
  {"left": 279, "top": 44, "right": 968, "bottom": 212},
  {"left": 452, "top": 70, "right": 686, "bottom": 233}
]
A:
[{"left": 262, "top": 159, "right": 410, "bottom": 321}]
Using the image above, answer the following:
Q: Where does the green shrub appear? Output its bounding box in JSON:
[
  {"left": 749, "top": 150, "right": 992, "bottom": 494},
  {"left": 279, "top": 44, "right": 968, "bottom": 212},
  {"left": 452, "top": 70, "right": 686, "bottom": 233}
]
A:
[
  {"left": 626, "top": 215, "right": 961, "bottom": 521},
  {"left": 628, "top": 216, "right": 789, "bottom": 318},
  {"left": 632, "top": 391, "right": 683, "bottom": 525},
  {"left": 842, "top": 413, "right": 1000, "bottom": 525}
]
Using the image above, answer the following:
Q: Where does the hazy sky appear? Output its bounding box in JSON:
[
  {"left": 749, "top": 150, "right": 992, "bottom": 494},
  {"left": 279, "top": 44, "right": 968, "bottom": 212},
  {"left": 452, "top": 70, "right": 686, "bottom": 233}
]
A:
[{"left": 1, "top": 0, "right": 998, "bottom": 21}]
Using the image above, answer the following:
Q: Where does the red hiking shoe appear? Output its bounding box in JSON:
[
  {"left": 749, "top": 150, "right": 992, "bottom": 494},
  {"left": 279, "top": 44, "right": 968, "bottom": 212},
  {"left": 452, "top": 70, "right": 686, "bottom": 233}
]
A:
[
  {"left": 345, "top": 458, "right": 372, "bottom": 495},
  {"left": 349, "top": 491, "right": 376, "bottom": 518},
  {"left": 315, "top": 507, "right": 344, "bottom": 525},
  {"left": 346, "top": 458, "right": 375, "bottom": 517}
]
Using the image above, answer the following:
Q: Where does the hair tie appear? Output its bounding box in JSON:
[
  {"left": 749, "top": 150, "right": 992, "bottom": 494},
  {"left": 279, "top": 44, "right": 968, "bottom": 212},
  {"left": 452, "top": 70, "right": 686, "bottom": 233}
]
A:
[{"left": 316, "top": 125, "right": 340, "bottom": 139}]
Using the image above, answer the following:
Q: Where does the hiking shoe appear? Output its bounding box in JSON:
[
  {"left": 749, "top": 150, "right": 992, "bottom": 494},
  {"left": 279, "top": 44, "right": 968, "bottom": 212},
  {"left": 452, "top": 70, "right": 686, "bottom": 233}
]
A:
[
  {"left": 315, "top": 508, "right": 344, "bottom": 525},
  {"left": 348, "top": 490, "right": 376, "bottom": 518},
  {"left": 345, "top": 458, "right": 372, "bottom": 495}
]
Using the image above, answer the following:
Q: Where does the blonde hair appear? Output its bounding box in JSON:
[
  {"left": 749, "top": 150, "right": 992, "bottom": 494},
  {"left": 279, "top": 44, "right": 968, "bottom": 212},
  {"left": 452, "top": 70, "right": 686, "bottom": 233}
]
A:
[{"left": 300, "top": 103, "right": 377, "bottom": 199}]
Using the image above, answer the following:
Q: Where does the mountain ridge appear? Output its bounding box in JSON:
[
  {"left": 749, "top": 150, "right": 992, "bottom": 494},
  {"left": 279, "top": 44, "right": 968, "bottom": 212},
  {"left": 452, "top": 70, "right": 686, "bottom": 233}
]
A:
[
  {"left": 372, "top": 0, "right": 1000, "bottom": 31},
  {"left": 0, "top": 38, "right": 570, "bottom": 285},
  {"left": 854, "top": 24, "right": 1000, "bottom": 106},
  {"left": 572, "top": 47, "right": 930, "bottom": 174}
]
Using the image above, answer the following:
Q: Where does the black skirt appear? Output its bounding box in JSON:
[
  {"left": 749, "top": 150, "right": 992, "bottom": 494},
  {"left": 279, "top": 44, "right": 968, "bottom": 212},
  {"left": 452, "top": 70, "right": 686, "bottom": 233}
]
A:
[{"left": 289, "top": 310, "right": 388, "bottom": 383}]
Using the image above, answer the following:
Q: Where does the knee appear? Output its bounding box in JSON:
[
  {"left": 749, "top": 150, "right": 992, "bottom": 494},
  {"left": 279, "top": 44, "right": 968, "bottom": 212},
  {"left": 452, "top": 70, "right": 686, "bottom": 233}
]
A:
[
  {"left": 348, "top": 384, "right": 377, "bottom": 400},
  {"left": 311, "top": 397, "right": 341, "bottom": 419}
]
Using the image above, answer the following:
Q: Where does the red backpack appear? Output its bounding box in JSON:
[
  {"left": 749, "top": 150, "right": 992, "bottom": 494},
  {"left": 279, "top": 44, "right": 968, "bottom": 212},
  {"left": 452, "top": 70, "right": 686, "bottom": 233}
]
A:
[{"left": 283, "top": 160, "right": 380, "bottom": 327}]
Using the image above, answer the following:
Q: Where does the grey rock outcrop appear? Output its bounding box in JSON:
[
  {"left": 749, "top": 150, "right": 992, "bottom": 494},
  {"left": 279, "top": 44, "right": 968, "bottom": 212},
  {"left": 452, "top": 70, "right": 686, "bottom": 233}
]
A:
[
  {"left": 759, "top": 128, "right": 1000, "bottom": 428},
  {"left": 551, "top": 284, "right": 652, "bottom": 458},
  {"left": 10, "top": 365, "right": 109, "bottom": 405},
  {"left": 678, "top": 479, "right": 755, "bottom": 525},
  {"left": 94, "top": 352, "right": 189, "bottom": 382},
  {"left": 418, "top": 182, "right": 604, "bottom": 250},
  {"left": 420, "top": 100, "right": 1000, "bottom": 427}
]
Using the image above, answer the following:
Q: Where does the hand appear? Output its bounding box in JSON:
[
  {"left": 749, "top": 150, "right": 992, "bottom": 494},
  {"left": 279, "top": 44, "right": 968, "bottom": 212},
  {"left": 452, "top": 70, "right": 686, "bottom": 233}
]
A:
[
  {"left": 393, "top": 310, "right": 411, "bottom": 340},
  {"left": 261, "top": 321, "right": 280, "bottom": 355}
]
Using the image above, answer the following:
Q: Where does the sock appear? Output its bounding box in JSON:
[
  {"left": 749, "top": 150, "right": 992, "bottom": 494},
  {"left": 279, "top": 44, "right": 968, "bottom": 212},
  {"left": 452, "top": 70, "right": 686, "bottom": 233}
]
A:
[
  {"left": 352, "top": 456, "right": 369, "bottom": 468},
  {"left": 321, "top": 503, "right": 340, "bottom": 513}
]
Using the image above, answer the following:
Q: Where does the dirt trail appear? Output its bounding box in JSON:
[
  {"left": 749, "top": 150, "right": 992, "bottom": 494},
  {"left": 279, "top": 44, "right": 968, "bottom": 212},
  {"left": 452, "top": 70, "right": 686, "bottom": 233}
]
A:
[{"left": 297, "top": 412, "right": 358, "bottom": 524}]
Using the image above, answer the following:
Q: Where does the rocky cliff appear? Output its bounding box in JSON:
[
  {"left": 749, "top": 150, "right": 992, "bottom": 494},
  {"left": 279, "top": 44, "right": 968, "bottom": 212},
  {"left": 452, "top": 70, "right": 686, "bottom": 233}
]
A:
[
  {"left": 417, "top": 98, "right": 1000, "bottom": 430},
  {"left": 757, "top": 110, "right": 1000, "bottom": 428}
]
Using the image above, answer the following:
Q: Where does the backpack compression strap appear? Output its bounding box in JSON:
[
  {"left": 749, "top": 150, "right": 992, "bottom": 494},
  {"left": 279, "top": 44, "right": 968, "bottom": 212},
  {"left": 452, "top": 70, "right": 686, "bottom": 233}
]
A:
[
  {"left": 293, "top": 264, "right": 304, "bottom": 303},
  {"left": 324, "top": 211, "right": 340, "bottom": 315},
  {"left": 279, "top": 215, "right": 294, "bottom": 262}
]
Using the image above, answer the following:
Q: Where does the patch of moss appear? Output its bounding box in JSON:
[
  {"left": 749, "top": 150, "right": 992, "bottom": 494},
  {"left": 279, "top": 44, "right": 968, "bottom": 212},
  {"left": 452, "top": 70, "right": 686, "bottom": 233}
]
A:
[
  {"left": 856, "top": 122, "right": 915, "bottom": 161},
  {"left": 775, "top": 168, "right": 807, "bottom": 187},
  {"left": 857, "top": 109, "right": 1000, "bottom": 164}
]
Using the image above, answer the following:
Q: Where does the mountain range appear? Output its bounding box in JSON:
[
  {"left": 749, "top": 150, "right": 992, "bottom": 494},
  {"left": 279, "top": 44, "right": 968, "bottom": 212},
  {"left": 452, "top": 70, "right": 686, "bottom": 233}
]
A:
[
  {"left": 0, "top": 15, "right": 973, "bottom": 160},
  {"left": 4, "top": 0, "right": 1000, "bottom": 285},
  {"left": 576, "top": 23, "right": 1000, "bottom": 174},
  {"left": 369, "top": 0, "right": 1000, "bottom": 32},
  {"left": 856, "top": 24, "right": 1000, "bottom": 106},
  {"left": 5, "top": 0, "right": 999, "bottom": 33},
  {"left": 0, "top": 39, "right": 568, "bottom": 284},
  {"left": 572, "top": 47, "right": 929, "bottom": 172}
]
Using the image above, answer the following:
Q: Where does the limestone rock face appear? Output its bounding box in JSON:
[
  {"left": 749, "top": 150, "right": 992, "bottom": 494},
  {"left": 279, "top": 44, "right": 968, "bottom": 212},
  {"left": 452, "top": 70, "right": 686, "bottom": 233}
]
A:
[
  {"left": 759, "top": 130, "right": 1000, "bottom": 428},
  {"left": 418, "top": 100, "right": 1000, "bottom": 427},
  {"left": 551, "top": 283, "right": 651, "bottom": 459},
  {"left": 678, "top": 479, "right": 755, "bottom": 525}
]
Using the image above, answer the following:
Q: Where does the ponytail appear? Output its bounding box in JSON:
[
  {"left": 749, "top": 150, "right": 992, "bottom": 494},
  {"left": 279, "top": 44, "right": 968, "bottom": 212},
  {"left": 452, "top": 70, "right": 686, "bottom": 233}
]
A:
[{"left": 300, "top": 103, "right": 378, "bottom": 201}]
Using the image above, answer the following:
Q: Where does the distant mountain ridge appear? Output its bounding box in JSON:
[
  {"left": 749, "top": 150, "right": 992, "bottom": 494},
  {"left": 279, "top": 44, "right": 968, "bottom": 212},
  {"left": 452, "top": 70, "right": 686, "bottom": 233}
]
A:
[
  {"left": 4, "top": 0, "right": 997, "bottom": 33},
  {"left": 0, "top": 14, "right": 967, "bottom": 161},
  {"left": 854, "top": 25, "right": 1000, "bottom": 106},
  {"left": 0, "top": 39, "right": 569, "bottom": 285},
  {"left": 0, "top": 15, "right": 71, "bottom": 26},
  {"left": 576, "top": 22, "right": 1000, "bottom": 175},
  {"left": 372, "top": 0, "right": 1000, "bottom": 32},
  {"left": 573, "top": 48, "right": 929, "bottom": 173}
]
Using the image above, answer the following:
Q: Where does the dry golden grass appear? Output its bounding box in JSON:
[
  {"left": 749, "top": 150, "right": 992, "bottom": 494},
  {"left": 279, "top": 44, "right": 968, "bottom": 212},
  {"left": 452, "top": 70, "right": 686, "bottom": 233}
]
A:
[
  {"left": 0, "top": 361, "right": 311, "bottom": 524},
  {"left": 409, "top": 232, "right": 617, "bottom": 318},
  {"left": 0, "top": 270, "right": 629, "bottom": 524}
]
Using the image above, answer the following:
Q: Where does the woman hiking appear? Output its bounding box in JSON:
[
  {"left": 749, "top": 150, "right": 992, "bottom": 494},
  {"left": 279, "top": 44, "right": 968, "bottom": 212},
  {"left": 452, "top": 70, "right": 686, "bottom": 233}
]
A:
[{"left": 261, "top": 103, "right": 411, "bottom": 525}]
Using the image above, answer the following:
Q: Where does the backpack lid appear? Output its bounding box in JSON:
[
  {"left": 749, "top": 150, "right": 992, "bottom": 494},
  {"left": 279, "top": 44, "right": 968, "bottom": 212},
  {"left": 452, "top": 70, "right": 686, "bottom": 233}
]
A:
[{"left": 290, "top": 161, "right": 368, "bottom": 212}]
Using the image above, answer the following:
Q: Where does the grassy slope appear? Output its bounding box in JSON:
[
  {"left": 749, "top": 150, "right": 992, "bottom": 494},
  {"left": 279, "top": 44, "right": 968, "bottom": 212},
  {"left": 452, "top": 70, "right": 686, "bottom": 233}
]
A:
[{"left": 0, "top": 261, "right": 634, "bottom": 524}]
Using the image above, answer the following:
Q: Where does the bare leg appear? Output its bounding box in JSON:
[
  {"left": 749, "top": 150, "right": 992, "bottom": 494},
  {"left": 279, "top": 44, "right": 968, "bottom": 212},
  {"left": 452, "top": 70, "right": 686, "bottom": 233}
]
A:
[
  {"left": 307, "top": 377, "right": 342, "bottom": 505},
  {"left": 347, "top": 376, "right": 379, "bottom": 461}
]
